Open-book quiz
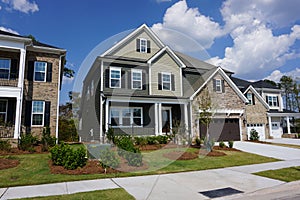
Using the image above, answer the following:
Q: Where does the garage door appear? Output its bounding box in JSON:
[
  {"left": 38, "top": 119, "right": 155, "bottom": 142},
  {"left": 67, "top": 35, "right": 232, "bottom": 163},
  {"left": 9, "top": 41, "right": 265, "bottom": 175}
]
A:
[
  {"left": 200, "top": 118, "right": 240, "bottom": 141},
  {"left": 247, "top": 124, "right": 265, "bottom": 140}
]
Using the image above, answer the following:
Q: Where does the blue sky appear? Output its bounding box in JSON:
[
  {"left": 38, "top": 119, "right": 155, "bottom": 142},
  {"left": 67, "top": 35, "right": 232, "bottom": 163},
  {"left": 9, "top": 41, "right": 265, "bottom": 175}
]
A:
[{"left": 1, "top": 0, "right": 300, "bottom": 103}]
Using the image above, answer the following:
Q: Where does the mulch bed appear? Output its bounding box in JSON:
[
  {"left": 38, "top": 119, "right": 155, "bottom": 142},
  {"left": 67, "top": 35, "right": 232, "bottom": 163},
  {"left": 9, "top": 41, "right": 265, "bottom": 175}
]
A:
[
  {"left": 213, "top": 146, "right": 241, "bottom": 152},
  {"left": 0, "top": 145, "right": 47, "bottom": 156},
  {"left": 0, "top": 158, "right": 20, "bottom": 170},
  {"left": 163, "top": 151, "right": 199, "bottom": 160},
  {"left": 137, "top": 144, "right": 182, "bottom": 151}
]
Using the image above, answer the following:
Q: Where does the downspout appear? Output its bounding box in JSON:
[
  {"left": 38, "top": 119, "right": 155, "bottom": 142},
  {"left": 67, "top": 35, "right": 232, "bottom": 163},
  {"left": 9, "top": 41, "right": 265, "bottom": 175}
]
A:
[{"left": 56, "top": 54, "right": 66, "bottom": 144}]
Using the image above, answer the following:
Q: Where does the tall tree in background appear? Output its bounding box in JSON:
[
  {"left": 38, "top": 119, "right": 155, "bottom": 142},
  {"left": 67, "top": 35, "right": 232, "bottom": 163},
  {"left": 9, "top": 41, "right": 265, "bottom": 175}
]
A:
[{"left": 280, "top": 75, "right": 294, "bottom": 111}]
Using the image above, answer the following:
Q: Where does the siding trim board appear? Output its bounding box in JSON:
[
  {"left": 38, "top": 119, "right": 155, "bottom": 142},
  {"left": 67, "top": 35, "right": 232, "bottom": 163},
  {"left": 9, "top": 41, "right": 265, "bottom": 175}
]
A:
[{"left": 243, "top": 85, "right": 269, "bottom": 109}]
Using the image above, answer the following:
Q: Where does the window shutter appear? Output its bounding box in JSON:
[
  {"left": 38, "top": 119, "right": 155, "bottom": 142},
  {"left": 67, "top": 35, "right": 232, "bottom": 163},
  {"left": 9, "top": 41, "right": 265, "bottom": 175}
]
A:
[
  {"left": 136, "top": 39, "right": 140, "bottom": 52},
  {"left": 276, "top": 96, "right": 279, "bottom": 106},
  {"left": 128, "top": 70, "right": 132, "bottom": 89},
  {"left": 44, "top": 101, "right": 51, "bottom": 127},
  {"left": 7, "top": 99, "right": 16, "bottom": 123},
  {"left": 266, "top": 96, "right": 268, "bottom": 103},
  {"left": 221, "top": 80, "right": 225, "bottom": 93},
  {"left": 171, "top": 74, "right": 175, "bottom": 91},
  {"left": 158, "top": 73, "right": 162, "bottom": 90},
  {"left": 25, "top": 101, "right": 32, "bottom": 126},
  {"left": 27, "top": 61, "right": 34, "bottom": 81},
  {"left": 142, "top": 71, "right": 146, "bottom": 90},
  {"left": 105, "top": 69, "right": 109, "bottom": 88},
  {"left": 213, "top": 79, "right": 216, "bottom": 91},
  {"left": 46, "top": 62, "right": 52, "bottom": 82},
  {"left": 147, "top": 40, "right": 151, "bottom": 53},
  {"left": 252, "top": 93, "right": 255, "bottom": 105},
  {"left": 121, "top": 70, "right": 125, "bottom": 88},
  {"left": 10, "top": 59, "right": 19, "bottom": 80}
]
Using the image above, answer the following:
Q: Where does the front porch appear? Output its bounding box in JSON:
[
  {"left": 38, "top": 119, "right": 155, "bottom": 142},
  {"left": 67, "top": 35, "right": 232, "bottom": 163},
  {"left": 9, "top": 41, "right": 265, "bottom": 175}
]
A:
[{"left": 0, "top": 97, "right": 19, "bottom": 139}]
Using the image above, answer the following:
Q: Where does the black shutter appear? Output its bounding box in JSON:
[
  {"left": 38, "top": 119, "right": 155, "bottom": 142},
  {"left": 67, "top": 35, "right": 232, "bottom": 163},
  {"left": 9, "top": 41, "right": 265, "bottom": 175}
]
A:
[
  {"left": 136, "top": 39, "right": 140, "bottom": 52},
  {"left": 44, "top": 101, "right": 51, "bottom": 127},
  {"left": 276, "top": 96, "right": 279, "bottom": 107},
  {"left": 252, "top": 93, "right": 255, "bottom": 105},
  {"left": 171, "top": 74, "right": 175, "bottom": 91},
  {"left": 213, "top": 79, "right": 216, "bottom": 91},
  {"left": 158, "top": 73, "right": 162, "bottom": 90},
  {"left": 7, "top": 99, "right": 16, "bottom": 123},
  {"left": 147, "top": 40, "right": 151, "bottom": 53},
  {"left": 10, "top": 59, "right": 18, "bottom": 80},
  {"left": 105, "top": 69, "right": 109, "bottom": 88},
  {"left": 266, "top": 96, "right": 268, "bottom": 103},
  {"left": 27, "top": 61, "right": 34, "bottom": 81},
  {"left": 128, "top": 70, "right": 132, "bottom": 89},
  {"left": 121, "top": 70, "right": 125, "bottom": 88},
  {"left": 222, "top": 80, "right": 225, "bottom": 93},
  {"left": 142, "top": 71, "right": 146, "bottom": 90},
  {"left": 46, "top": 62, "right": 52, "bottom": 82},
  {"left": 25, "top": 101, "right": 32, "bottom": 126}
]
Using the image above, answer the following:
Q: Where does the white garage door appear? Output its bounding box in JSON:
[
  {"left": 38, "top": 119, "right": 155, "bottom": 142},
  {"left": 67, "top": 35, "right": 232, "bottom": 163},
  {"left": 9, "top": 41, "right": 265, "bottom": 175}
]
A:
[{"left": 247, "top": 124, "right": 265, "bottom": 141}]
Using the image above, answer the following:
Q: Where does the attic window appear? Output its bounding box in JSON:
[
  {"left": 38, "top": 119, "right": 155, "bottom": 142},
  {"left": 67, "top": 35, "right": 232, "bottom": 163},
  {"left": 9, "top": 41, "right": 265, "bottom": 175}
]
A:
[
  {"left": 140, "top": 39, "right": 147, "bottom": 53},
  {"left": 247, "top": 93, "right": 253, "bottom": 105},
  {"left": 136, "top": 38, "right": 150, "bottom": 53},
  {"left": 213, "top": 79, "right": 225, "bottom": 93}
]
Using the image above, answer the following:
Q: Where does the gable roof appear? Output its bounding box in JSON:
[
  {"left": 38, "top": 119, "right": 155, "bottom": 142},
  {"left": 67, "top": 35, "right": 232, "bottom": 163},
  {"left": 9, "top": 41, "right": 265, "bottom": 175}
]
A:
[
  {"left": 252, "top": 80, "right": 280, "bottom": 90},
  {"left": 101, "top": 24, "right": 165, "bottom": 57},
  {"left": 243, "top": 85, "right": 270, "bottom": 109}
]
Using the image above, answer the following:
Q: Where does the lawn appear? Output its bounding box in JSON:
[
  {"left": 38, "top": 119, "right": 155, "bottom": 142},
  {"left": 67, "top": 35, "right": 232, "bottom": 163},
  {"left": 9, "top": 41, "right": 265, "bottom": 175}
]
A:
[
  {"left": 254, "top": 166, "right": 300, "bottom": 182},
  {"left": 0, "top": 148, "right": 279, "bottom": 188},
  {"left": 16, "top": 188, "right": 135, "bottom": 200}
]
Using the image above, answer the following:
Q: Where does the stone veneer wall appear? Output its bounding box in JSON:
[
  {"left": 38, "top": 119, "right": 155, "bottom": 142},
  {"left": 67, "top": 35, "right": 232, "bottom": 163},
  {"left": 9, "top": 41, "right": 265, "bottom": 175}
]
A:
[{"left": 22, "top": 51, "right": 60, "bottom": 138}]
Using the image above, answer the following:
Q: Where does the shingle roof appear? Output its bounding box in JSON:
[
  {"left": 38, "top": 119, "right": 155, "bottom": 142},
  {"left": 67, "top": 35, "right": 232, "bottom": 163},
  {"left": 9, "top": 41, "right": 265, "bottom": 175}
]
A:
[
  {"left": 0, "top": 30, "right": 27, "bottom": 38},
  {"left": 230, "top": 77, "right": 251, "bottom": 88},
  {"left": 252, "top": 80, "right": 280, "bottom": 89}
]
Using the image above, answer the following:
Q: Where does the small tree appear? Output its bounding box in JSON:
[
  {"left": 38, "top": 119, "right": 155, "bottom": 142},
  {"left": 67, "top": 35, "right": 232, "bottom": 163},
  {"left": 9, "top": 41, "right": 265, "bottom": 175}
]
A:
[
  {"left": 198, "top": 88, "right": 212, "bottom": 140},
  {"left": 172, "top": 119, "right": 187, "bottom": 145}
]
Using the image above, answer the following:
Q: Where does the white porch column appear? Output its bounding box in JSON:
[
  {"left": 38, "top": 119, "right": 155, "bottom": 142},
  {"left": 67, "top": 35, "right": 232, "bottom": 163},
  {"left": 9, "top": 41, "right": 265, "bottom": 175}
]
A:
[
  {"left": 184, "top": 103, "right": 188, "bottom": 130},
  {"left": 14, "top": 96, "right": 22, "bottom": 139},
  {"left": 268, "top": 116, "right": 272, "bottom": 137},
  {"left": 105, "top": 100, "right": 109, "bottom": 131},
  {"left": 158, "top": 103, "right": 162, "bottom": 135},
  {"left": 287, "top": 116, "right": 291, "bottom": 134},
  {"left": 99, "top": 96, "right": 103, "bottom": 142},
  {"left": 18, "top": 49, "right": 26, "bottom": 88},
  {"left": 154, "top": 103, "right": 158, "bottom": 135}
]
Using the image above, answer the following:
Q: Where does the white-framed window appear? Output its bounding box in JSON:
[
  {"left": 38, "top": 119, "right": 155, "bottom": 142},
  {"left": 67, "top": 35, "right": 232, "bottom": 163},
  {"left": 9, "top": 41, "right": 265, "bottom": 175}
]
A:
[
  {"left": 132, "top": 70, "right": 142, "bottom": 89},
  {"left": 0, "top": 58, "right": 10, "bottom": 79},
  {"left": 267, "top": 95, "right": 279, "bottom": 107},
  {"left": 162, "top": 72, "right": 171, "bottom": 91},
  {"left": 110, "top": 107, "right": 143, "bottom": 127},
  {"left": 0, "top": 100, "right": 7, "bottom": 123},
  {"left": 110, "top": 67, "right": 121, "bottom": 88},
  {"left": 140, "top": 38, "right": 147, "bottom": 53},
  {"left": 215, "top": 79, "right": 222, "bottom": 92},
  {"left": 247, "top": 93, "right": 253, "bottom": 105},
  {"left": 32, "top": 101, "right": 45, "bottom": 126},
  {"left": 34, "top": 61, "right": 47, "bottom": 82}
]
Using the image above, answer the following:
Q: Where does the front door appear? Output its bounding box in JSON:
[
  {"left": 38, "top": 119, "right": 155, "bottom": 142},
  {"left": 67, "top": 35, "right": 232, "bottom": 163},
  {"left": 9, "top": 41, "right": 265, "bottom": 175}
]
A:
[{"left": 162, "top": 109, "right": 172, "bottom": 133}]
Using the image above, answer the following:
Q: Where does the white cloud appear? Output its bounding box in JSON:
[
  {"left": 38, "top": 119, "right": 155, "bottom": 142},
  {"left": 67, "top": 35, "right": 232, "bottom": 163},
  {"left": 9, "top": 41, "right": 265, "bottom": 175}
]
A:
[
  {"left": 265, "top": 68, "right": 300, "bottom": 83},
  {"left": 0, "top": 26, "right": 19, "bottom": 34},
  {"left": 62, "top": 76, "right": 74, "bottom": 85},
  {"left": 152, "top": 0, "right": 223, "bottom": 49},
  {"left": 2, "top": 0, "right": 39, "bottom": 13}
]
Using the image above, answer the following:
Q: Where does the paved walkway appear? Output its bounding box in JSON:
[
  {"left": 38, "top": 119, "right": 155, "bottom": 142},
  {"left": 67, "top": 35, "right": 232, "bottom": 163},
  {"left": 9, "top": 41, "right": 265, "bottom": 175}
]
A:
[{"left": 1, "top": 141, "right": 300, "bottom": 200}]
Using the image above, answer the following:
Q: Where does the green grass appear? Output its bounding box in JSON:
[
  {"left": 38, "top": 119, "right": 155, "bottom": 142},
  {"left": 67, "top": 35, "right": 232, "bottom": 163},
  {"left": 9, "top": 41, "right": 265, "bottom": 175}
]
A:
[
  {"left": 254, "top": 166, "right": 300, "bottom": 182},
  {"left": 0, "top": 148, "right": 279, "bottom": 188},
  {"left": 15, "top": 188, "right": 135, "bottom": 200}
]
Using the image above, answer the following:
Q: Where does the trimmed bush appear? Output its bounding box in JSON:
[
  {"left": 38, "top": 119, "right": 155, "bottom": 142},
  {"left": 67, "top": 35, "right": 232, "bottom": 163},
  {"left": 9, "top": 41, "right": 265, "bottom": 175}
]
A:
[
  {"left": 106, "top": 128, "right": 115, "bottom": 144},
  {"left": 195, "top": 137, "right": 201, "bottom": 146},
  {"left": 0, "top": 139, "right": 11, "bottom": 152},
  {"left": 219, "top": 141, "right": 226, "bottom": 148},
  {"left": 41, "top": 127, "right": 56, "bottom": 152},
  {"left": 99, "top": 148, "right": 120, "bottom": 169},
  {"left": 19, "top": 133, "right": 38, "bottom": 152},
  {"left": 228, "top": 140, "right": 234, "bottom": 148},
  {"left": 146, "top": 136, "right": 158, "bottom": 145},
  {"left": 249, "top": 129, "right": 259, "bottom": 141},
  {"left": 156, "top": 135, "right": 169, "bottom": 144}
]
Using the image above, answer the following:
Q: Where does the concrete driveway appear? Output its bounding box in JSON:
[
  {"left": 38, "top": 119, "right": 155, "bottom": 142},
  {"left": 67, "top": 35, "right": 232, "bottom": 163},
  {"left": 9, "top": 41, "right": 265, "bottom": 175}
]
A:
[{"left": 265, "top": 138, "right": 300, "bottom": 146}]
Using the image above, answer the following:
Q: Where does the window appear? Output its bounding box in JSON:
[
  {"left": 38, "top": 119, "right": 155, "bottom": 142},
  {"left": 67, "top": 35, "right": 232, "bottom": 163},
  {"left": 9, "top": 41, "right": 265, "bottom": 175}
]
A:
[
  {"left": 110, "top": 107, "right": 143, "bottom": 127},
  {"left": 132, "top": 70, "right": 142, "bottom": 89},
  {"left": 110, "top": 68, "right": 121, "bottom": 88},
  {"left": 0, "top": 100, "right": 7, "bottom": 122},
  {"left": 272, "top": 122, "right": 279, "bottom": 130},
  {"left": 0, "top": 59, "right": 10, "bottom": 79},
  {"left": 140, "top": 38, "right": 147, "bottom": 53},
  {"left": 34, "top": 61, "right": 47, "bottom": 82},
  {"left": 247, "top": 93, "right": 253, "bottom": 105},
  {"left": 32, "top": 101, "right": 44, "bottom": 126},
  {"left": 267, "top": 95, "right": 279, "bottom": 107},
  {"left": 162, "top": 73, "right": 171, "bottom": 90},
  {"left": 215, "top": 79, "right": 222, "bottom": 92}
]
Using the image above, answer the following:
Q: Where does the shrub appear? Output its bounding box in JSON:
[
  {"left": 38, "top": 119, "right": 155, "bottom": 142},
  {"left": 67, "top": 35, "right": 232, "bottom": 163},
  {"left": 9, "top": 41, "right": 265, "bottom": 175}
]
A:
[
  {"left": 0, "top": 139, "right": 11, "bottom": 152},
  {"left": 228, "top": 140, "right": 234, "bottom": 148},
  {"left": 146, "top": 136, "right": 158, "bottom": 145},
  {"left": 50, "top": 143, "right": 87, "bottom": 170},
  {"left": 124, "top": 151, "right": 143, "bottom": 167},
  {"left": 249, "top": 129, "right": 259, "bottom": 141},
  {"left": 106, "top": 128, "right": 115, "bottom": 144},
  {"left": 195, "top": 137, "right": 201, "bottom": 146},
  {"left": 19, "top": 133, "right": 38, "bottom": 152},
  {"left": 99, "top": 148, "right": 120, "bottom": 169},
  {"left": 219, "top": 141, "right": 226, "bottom": 148},
  {"left": 156, "top": 135, "right": 168, "bottom": 144},
  {"left": 41, "top": 127, "right": 56, "bottom": 152}
]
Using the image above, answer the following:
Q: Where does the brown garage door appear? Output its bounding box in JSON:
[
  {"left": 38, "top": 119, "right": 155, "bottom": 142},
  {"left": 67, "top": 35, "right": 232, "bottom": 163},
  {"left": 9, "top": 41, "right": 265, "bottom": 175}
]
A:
[{"left": 199, "top": 118, "right": 240, "bottom": 141}]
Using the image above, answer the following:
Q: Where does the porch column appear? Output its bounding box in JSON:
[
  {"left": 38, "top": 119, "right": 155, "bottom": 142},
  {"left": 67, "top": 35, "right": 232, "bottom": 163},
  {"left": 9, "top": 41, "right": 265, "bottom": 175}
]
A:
[
  {"left": 99, "top": 96, "right": 103, "bottom": 142},
  {"left": 268, "top": 116, "right": 272, "bottom": 137},
  {"left": 18, "top": 49, "right": 26, "bottom": 87},
  {"left": 14, "top": 96, "right": 21, "bottom": 139},
  {"left": 184, "top": 103, "right": 188, "bottom": 130},
  {"left": 154, "top": 103, "right": 158, "bottom": 135},
  {"left": 105, "top": 100, "right": 109, "bottom": 132},
  {"left": 158, "top": 103, "right": 162, "bottom": 135},
  {"left": 287, "top": 116, "right": 291, "bottom": 134}
]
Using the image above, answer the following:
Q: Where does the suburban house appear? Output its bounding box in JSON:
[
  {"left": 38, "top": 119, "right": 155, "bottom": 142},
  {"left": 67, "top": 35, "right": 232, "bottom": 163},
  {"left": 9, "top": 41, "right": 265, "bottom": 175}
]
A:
[
  {"left": 0, "top": 30, "right": 66, "bottom": 143},
  {"left": 232, "top": 77, "right": 300, "bottom": 140}
]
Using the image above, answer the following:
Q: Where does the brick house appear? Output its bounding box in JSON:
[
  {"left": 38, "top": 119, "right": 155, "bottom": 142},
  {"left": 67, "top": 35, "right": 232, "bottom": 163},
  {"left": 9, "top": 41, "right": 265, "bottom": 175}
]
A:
[{"left": 0, "top": 30, "right": 66, "bottom": 143}]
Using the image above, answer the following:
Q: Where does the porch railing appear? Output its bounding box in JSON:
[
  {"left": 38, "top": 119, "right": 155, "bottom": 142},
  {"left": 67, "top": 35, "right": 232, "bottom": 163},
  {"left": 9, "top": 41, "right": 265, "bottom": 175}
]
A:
[{"left": 0, "top": 126, "right": 14, "bottom": 138}]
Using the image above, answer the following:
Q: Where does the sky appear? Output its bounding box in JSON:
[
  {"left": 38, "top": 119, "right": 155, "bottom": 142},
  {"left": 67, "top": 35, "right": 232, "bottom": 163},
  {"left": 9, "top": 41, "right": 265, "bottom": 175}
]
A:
[{"left": 1, "top": 0, "right": 300, "bottom": 103}]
